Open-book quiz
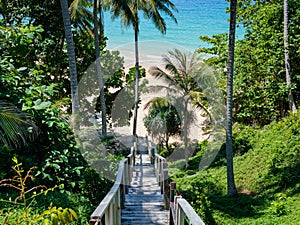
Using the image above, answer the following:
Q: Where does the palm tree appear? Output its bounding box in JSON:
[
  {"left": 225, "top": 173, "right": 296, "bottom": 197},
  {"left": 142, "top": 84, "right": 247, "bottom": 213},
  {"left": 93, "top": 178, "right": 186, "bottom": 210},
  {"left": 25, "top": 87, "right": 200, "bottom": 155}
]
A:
[
  {"left": 149, "top": 49, "right": 209, "bottom": 168},
  {"left": 225, "top": 0, "right": 238, "bottom": 197},
  {"left": 283, "top": 0, "right": 297, "bottom": 113},
  {"left": 0, "top": 101, "right": 39, "bottom": 148},
  {"left": 70, "top": 0, "right": 107, "bottom": 135},
  {"left": 111, "top": 0, "right": 178, "bottom": 138},
  {"left": 144, "top": 97, "right": 181, "bottom": 151},
  {"left": 93, "top": 0, "right": 107, "bottom": 136},
  {"left": 69, "top": 0, "right": 94, "bottom": 36},
  {"left": 60, "top": 0, "right": 80, "bottom": 119},
  {"left": 71, "top": 0, "right": 128, "bottom": 136}
]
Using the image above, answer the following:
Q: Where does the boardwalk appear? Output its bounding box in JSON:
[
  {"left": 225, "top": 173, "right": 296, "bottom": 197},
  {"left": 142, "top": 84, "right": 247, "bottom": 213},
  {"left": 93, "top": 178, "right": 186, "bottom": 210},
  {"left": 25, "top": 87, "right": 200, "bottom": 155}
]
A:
[
  {"left": 89, "top": 137, "right": 205, "bottom": 225},
  {"left": 121, "top": 141, "right": 169, "bottom": 225}
]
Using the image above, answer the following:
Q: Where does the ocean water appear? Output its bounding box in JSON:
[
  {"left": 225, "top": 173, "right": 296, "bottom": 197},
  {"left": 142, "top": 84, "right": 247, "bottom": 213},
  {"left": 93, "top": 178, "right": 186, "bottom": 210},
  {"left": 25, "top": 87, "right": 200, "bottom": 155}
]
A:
[{"left": 103, "top": 0, "right": 243, "bottom": 67}]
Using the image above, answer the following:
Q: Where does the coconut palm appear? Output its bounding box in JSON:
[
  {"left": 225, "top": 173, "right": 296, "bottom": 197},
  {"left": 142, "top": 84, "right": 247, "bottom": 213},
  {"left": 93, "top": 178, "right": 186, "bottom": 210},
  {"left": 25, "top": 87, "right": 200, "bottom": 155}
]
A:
[
  {"left": 69, "top": 0, "right": 94, "bottom": 36},
  {"left": 149, "top": 49, "right": 209, "bottom": 168},
  {"left": 225, "top": 0, "right": 238, "bottom": 197},
  {"left": 144, "top": 97, "right": 181, "bottom": 151},
  {"left": 110, "top": 0, "right": 178, "bottom": 138},
  {"left": 0, "top": 101, "right": 38, "bottom": 148},
  {"left": 93, "top": 0, "right": 107, "bottom": 136},
  {"left": 70, "top": 0, "right": 107, "bottom": 135},
  {"left": 71, "top": 0, "right": 127, "bottom": 136},
  {"left": 283, "top": 0, "right": 297, "bottom": 113},
  {"left": 60, "top": 0, "right": 80, "bottom": 119},
  {"left": 70, "top": 0, "right": 109, "bottom": 38}
]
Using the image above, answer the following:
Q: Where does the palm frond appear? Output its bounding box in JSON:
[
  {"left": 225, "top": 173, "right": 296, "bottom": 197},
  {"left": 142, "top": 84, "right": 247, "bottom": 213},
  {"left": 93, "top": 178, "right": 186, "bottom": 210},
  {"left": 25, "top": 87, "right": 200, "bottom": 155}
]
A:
[{"left": 0, "top": 101, "right": 39, "bottom": 148}]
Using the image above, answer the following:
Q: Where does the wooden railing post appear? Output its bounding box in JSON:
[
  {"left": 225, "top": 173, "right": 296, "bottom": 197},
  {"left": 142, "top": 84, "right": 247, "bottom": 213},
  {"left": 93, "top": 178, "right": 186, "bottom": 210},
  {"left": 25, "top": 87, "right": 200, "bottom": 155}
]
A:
[
  {"left": 151, "top": 148, "right": 155, "bottom": 164},
  {"left": 169, "top": 182, "right": 176, "bottom": 225},
  {"left": 132, "top": 145, "right": 136, "bottom": 165},
  {"left": 105, "top": 203, "right": 113, "bottom": 225},
  {"left": 120, "top": 167, "right": 125, "bottom": 210},
  {"left": 163, "top": 161, "right": 169, "bottom": 209},
  {"left": 117, "top": 189, "right": 122, "bottom": 225},
  {"left": 155, "top": 155, "right": 159, "bottom": 181},
  {"left": 125, "top": 156, "right": 130, "bottom": 195},
  {"left": 176, "top": 207, "right": 184, "bottom": 225},
  {"left": 160, "top": 159, "right": 163, "bottom": 194}
]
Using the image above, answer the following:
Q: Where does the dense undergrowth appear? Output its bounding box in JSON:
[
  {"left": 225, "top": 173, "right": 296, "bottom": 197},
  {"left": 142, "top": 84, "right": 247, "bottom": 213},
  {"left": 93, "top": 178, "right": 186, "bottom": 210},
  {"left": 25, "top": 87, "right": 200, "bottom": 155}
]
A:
[
  {"left": 0, "top": 134, "right": 128, "bottom": 224},
  {"left": 169, "top": 112, "right": 300, "bottom": 224}
]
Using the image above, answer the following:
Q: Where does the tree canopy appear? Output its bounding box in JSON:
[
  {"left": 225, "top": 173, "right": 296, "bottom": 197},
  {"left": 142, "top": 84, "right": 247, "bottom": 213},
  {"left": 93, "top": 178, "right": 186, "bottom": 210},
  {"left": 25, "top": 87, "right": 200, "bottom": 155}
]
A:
[{"left": 199, "top": 0, "right": 300, "bottom": 126}]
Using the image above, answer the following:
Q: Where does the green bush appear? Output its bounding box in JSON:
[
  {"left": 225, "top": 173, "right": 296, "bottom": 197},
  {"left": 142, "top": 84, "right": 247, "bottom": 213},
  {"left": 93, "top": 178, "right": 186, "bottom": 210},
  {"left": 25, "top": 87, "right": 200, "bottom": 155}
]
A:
[
  {"left": 173, "top": 176, "right": 216, "bottom": 224},
  {"left": 79, "top": 168, "right": 113, "bottom": 206},
  {"left": 170, "top": 112, "right": 300, "bottom": 224}
]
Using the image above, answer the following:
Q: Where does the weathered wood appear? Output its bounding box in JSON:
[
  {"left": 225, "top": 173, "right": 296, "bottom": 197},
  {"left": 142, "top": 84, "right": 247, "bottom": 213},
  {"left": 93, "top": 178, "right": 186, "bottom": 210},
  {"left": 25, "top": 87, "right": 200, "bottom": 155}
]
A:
[
  {"left": 169, "top": 182, "right": 205, "bottom": 225},
  {"left": 177, "top": 198, "right": 205, "bottom": 225},
  {"left": 89, "top": 148, "right": 134, "bottom": 225},
  {"left": 90, "top": 139, "right": 205, "bottom": 225},
  {"left": 169, "top": 182, "right": 176, "bottom": 225},
  {"left": 151, "top": 148, "right": 155, "bottom": 164},
  {"left": 121, "top": 152, "right": 169, "bottom": 225}
]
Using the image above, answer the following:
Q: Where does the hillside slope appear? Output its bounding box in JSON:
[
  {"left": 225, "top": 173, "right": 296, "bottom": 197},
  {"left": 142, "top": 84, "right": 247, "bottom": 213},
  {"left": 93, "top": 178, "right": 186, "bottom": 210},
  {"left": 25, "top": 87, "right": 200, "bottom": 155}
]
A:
[{"left": 170, "top": 112, "right": 300, "bottom": 224}]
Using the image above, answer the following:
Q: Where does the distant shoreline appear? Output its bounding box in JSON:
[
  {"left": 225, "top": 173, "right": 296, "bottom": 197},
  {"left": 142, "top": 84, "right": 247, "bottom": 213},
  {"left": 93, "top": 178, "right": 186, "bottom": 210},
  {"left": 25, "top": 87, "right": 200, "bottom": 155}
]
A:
[{"left": 108, "top": 40, "right": 200, "bottom": 69}]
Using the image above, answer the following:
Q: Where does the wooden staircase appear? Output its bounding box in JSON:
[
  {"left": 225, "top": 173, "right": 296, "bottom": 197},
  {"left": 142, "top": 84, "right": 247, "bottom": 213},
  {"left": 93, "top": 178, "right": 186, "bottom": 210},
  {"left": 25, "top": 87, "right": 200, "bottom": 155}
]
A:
[
  {"left": 89, "top": 136, "right": 205, "bottom": 225},
  {"left": 121, "top": 153, "right": 169, "bottom": 225}
]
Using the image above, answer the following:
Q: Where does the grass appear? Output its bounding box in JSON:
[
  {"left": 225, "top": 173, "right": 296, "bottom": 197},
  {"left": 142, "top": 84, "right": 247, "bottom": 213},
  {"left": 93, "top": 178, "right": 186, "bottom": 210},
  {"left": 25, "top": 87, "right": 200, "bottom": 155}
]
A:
[{"left": 168, "top": 112, "right": 300, "bottom": 224}]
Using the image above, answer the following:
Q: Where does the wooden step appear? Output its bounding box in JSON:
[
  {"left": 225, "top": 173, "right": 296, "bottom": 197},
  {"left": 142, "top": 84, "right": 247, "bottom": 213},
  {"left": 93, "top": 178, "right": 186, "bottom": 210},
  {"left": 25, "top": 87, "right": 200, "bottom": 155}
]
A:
[{"left": 121, "top": 153, "right": 169, "bottom": 225}]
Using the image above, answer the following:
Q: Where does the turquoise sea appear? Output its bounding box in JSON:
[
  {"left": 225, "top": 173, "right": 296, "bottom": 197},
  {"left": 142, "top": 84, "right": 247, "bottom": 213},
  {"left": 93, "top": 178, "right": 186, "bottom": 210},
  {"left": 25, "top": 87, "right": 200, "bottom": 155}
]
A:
[{"left": 103, "top": 0, "right": 244, "bottom": 67}]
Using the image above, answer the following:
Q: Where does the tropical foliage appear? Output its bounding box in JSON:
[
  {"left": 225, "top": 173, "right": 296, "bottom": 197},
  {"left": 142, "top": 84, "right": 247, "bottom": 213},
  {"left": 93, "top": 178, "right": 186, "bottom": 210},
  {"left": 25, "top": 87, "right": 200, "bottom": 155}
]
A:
[
  {"left": 199, "top": 0, "right": 300, "bottom": 126},
  {"left": 169, "top": 111, "right": 300, "bottom": 224},
  {"left": 0, "top": 101, "right": 39, "bottom": 148},
  {"left": 0, "top": 1, "right": 122, "bottom": 223},
  {"left": 148, "top": 49, "right": 210, "bottom": 168},
  {"left": 1, "top": 0, "right": 299, "bottom": 224},
  {"left": 109, "top": 0, "right": 178, "bottom": 137},
  {"left": 144, "top": 97, "right": 181, "bottom": 150}
]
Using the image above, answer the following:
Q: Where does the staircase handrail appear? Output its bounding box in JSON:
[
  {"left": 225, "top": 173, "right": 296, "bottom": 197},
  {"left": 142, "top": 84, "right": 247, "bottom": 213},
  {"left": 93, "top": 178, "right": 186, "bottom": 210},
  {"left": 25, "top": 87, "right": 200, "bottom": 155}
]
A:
[
  {"left": 150, "top": 145, "right": 205, "bottom": 225},
  {"left": 89, "top": 147, "right": 135, "bottom": 225}
]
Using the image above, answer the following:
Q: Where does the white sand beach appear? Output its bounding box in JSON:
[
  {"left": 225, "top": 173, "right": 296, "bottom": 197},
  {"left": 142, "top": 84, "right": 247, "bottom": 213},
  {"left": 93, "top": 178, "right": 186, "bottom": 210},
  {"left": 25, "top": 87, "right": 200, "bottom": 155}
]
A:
[{"left": 108, "top": 42, "right": 210, "bottom": 146}]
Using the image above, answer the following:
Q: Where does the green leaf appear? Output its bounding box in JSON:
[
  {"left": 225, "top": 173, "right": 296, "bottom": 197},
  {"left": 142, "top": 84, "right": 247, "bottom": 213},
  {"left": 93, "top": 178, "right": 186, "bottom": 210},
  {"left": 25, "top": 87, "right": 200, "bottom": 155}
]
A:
[
  {"left": 68, "top": 208, "right": 78, "bottom": 220},
  {"left": 17, "top": 67, "right": 27, "bottom": 72},
  {"left": 43, "top": 218, "right": 50, "bottom": 225},
  {"left": 51, "top": 213, "right": 58, "bottom": 225}
]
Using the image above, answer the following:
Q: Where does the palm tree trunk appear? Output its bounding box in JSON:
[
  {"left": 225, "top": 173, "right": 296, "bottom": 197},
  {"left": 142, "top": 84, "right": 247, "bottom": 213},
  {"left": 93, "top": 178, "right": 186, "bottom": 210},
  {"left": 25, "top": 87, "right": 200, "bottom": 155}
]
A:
[
  {"left": 132, "top": 12, "right": 139, "bottom": 139},
  {"left": 284, "top": 0, "right": 297, "bottom": 113},
  {"left": 99, "top": 1, "right": 104, "bottom": 40},
  {"left": 165, "top": 134, "right": 170, "bottom": 152},
  {"left": 60, "top": 0, "right": 79, "bottom": 117},
  {"left": 226, "top": 0, "right": 238, "bottom": 197},
  {"left": 183, "top": 99, "right": 189, "bottom": 169},
  {"left": 94, "top": 0, "right": 107, "bottom": 136}
]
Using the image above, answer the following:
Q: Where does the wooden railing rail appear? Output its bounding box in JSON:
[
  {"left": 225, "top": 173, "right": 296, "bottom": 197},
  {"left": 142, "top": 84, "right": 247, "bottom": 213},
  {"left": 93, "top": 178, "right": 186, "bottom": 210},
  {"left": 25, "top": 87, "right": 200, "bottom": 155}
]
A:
[
  {"left": 149, "top": 143, "right": 205, "bottom": 225},
  {"left": 169, "top": 182, "right": 205, "bottom": 225},
  {"left": 89, "top": 147, "right": 135, "bottom": 225},
  {"left": 153, "top": 147, "right": 169, "bottom": 208}
]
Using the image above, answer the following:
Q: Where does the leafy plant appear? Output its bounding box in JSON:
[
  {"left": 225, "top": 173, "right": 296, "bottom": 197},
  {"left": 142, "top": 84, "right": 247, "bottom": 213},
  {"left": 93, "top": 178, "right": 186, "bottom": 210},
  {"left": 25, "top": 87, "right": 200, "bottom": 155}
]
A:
[
  {"left": 40, "top": 206, "right": 78, "bottom": 225},
  {"left": 0, "top": 100, "right": 39, "bottom": 148},
  {"left": 198, "top": 0, "right": 300, "bottom": 126},
  {"left": 0, "top": 157, "right": 49, "bottom": 207},
  {"left": 170, "top": 112, "right": 300, "bottom": 224},
  {"left": 0, "top": 157, "right": 78, "bottom": 225},
  {"left": 144, "top": 97, "right": 181, "bottom": 150},
  {"left": 269, "top": 193, "right": 288, "bottom": 216}
]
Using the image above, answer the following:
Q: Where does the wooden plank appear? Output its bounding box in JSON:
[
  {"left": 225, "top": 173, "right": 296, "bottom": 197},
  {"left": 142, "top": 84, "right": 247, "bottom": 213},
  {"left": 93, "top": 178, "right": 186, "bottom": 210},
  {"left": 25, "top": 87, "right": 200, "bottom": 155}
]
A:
[
  {"left": 177, "top": 198, "right": 205, "bottom": 225},
  {"left": 121, "top": 152, "right": 170, "bottom": 225},
  {"left": 90, "top": 159, "right": 127, "bottom": 220}
]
